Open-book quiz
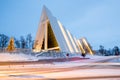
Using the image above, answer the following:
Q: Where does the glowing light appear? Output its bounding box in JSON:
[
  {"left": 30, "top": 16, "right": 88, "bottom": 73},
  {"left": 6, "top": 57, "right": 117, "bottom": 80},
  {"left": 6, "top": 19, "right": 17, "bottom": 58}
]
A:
[
  {"left": 67, "top": 30, "right": 79, "bottom": 52},
  {"left": 44, "top": 22, "right": 48, "bottom": 50},
  {"left": 58, "top": 21, "right": 74, "bottom": 52},
  {"left": 82, "top": 38, "right": 93, "bottom": 55},
  {"left": 6, "top": 37, "right": 15, "bottom": 52},
  {"left": 34, "top": 23, "right": 45, "bottom": 52},
  {"left": 77, "top": 40, "right": 85, "bottom": 54}
]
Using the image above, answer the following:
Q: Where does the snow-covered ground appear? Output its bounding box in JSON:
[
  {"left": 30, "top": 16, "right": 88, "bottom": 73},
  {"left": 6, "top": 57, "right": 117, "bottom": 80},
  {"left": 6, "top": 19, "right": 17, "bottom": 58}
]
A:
[
  {"left": 0, "top": 52, "right": 120, "bottom": 63},
  {"left": 0, "top": 53, "right": 37, "bottom": 61},
  {"left": 0, "top": 53, "right": 120, "bottom": 79},
  {"left": 0, "top": 53, "right": 55, "bottom": 61},
  {"left": 0, "top": 61, "right": 120, "bottom": 80}
]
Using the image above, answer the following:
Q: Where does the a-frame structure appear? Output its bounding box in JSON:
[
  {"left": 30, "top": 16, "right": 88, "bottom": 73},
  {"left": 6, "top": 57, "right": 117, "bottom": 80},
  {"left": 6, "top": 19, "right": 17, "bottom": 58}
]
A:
[
  {"left": 33, "top": 6, "right": 80, "bottom": 53},
  {"left": 33, "top": 6, "right": 93, "bottom": 55},
  {"left": 78, "top": 37, "right": 93, "bottom": 55}
]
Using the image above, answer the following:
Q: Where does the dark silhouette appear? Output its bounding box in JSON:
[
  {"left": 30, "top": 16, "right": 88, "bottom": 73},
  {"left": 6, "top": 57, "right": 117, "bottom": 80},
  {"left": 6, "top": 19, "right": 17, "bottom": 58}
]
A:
[
  {"left": 99, "top": 45, "right": 105, "bottom": 56},
  {"left": 20, "top": 36, "right": 26, "bottom": 48},
  {"left": 113, "top": 46, "right": 119, "bottom": 56},
  {"left": 14, "top": 39, "right": 20, "bottom": 48},
  {"left": 0, "top": 34, "right": 9, "bottom": 48},
  {"left": 26, "top": 34, "right": 32, "bottom": 48}
]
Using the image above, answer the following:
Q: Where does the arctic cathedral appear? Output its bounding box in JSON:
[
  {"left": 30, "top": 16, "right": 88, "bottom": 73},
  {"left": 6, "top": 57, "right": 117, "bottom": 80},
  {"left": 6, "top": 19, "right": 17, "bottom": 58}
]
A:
[{"left": 33, "top": 6, "right": 93, "bottom": 55}]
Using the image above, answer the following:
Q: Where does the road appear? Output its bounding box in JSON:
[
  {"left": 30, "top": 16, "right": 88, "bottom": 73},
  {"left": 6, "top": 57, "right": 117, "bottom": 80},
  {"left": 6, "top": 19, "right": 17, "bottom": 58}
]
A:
[{"left": 0, "top": 58, "right": 120, "bottom": 80}]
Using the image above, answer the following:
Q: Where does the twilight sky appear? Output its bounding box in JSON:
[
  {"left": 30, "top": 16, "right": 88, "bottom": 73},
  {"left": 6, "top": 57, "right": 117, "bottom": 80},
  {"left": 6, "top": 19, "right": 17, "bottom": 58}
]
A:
[{"left": 0, "top": 0, "right": 120, "bottom": 49}]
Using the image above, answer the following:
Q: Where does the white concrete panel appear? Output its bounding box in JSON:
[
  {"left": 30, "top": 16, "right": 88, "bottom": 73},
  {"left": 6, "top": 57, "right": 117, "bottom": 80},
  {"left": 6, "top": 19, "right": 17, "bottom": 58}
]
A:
[
  {"left": 74, "top": 37, "right": 81, "bottom": 52},
  {"left": 66, "top": 30, "right": 80, "bottom": 53},
  {"left": 57, "top": 21, "right": 74, "bottom": 52}
]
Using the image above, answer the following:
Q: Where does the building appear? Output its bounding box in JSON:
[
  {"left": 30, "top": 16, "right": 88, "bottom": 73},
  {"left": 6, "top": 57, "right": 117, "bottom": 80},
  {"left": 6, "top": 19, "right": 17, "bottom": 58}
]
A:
[{"left": 33, "top": 6, "right": 93, "bottom": 54}]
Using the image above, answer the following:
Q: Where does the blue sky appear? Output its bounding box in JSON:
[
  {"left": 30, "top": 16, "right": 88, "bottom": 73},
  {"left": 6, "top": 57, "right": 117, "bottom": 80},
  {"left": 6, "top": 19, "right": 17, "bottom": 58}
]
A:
[{"left": 0, "top": 0, "right": 120, "bottom": 49}]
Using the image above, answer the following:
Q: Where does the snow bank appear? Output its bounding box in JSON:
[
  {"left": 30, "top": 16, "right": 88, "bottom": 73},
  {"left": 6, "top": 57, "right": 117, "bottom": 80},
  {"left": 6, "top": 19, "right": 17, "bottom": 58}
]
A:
[
  {"left": 0, "top": 53, "right": 37, "bottom": 61},
  {"left": 0, "top": 52, "right": 119, "bottom": 62}
]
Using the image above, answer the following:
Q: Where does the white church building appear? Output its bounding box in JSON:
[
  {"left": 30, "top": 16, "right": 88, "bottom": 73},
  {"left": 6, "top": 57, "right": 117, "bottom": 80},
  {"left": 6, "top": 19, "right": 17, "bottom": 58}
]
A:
[{"left": 33, "top": 6, "right": 93, "bottom": 55}]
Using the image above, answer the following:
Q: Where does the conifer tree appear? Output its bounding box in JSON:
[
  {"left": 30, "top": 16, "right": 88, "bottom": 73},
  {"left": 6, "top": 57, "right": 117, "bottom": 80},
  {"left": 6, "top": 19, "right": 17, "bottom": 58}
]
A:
[{"left": 7, "top": 37, "right": 15, "bottom": 52}]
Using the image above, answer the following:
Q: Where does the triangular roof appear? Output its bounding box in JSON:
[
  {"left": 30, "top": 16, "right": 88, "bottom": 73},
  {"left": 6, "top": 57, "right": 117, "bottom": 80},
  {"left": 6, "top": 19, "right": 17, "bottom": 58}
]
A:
[{"left": 33, "top": 6, "right": 81, "bottom": 53}]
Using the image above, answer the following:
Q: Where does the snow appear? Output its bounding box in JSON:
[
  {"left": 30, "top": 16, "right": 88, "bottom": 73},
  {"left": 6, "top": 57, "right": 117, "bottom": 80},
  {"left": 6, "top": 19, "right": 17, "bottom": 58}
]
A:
[
  {"left": 0, "top": 53, "right": 120, "bottom": 80},
  {"left": 0, "top": 53, "right": 37, "bottom": 61},
  {"left": 0, "top": 52, "right": 120, "bottom": 63},
  {"left": 41, "top": 69, "right": 120, "bottom": 79},
  {"left": 0, "top": 53, "right": 120, "bottom": 79},
  {"left": 0, "top": 52, "right": 56, "bottom": 61}
]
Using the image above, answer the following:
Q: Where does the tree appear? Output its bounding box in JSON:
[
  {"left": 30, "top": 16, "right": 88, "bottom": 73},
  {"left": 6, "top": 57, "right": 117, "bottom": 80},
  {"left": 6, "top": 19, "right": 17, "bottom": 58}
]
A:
[
  {"left": 26, "top": 34, "right": 32, "bottom": 48},
  {"left": 99, "top": 45, "right": 105, "bottom": 56},
  {"left": 15, "top": 38, "right": 20, "bottom": 48},
  {"left": 0, "top": 34, "right": 1, "bottom": 47},
  {"left": 32, "top": 40, "right": 35, "bottom": 49},
  {"left": 113, "top": 46, "right": 119, "bottom": 56},
  {"left": 20, "top": 36, "right": 26, "bottom": 48},
  {"left": 6, "top": 37, "right": 15, "bottom": 52},
  {"left": 0, "top": 34, "right": 9, "bottom": 48}
]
